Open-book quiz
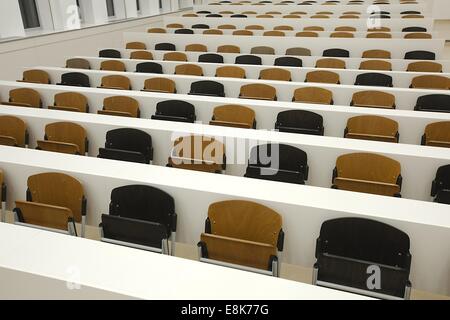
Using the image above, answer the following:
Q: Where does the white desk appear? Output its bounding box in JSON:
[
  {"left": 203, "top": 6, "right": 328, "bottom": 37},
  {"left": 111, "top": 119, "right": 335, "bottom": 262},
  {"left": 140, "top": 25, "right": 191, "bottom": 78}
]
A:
[{"left": 0, "top": 146, "right": 448, "bottom": 296}]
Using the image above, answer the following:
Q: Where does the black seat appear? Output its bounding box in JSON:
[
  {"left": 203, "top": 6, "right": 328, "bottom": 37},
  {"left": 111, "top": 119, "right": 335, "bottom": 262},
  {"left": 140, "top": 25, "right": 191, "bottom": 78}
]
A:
[
  {"left": 401, "top": 11, "right": 421, "bottom": 15},
  {"left": 196, "top": 10, "right": 211, "bottom": 14},
  {"left": 135, "top": 62, "right": 163, "bottom": 74},
  {"left": 230, "top": 14, "right": 247, "bottom": 18},
  {"left": 314, "top": 217, "right": 412, "bottom": 299},
  {"left": 174, "top": 28, "right": 194, "bottom": 34},
  {"left": 323, "top": 49, "right": 350, "bottom": 58},
  {"left": 155, "top": 43, "right": 176, "bottom": 51},
  {"left": 355, "top": 73, "right": 393, "bottom": 87},
  {"left": 57, "top": 72, "right": 90, "bottom": 87},
  {"left": 275, "top": 110, "right": 324, "bottom": 135},
  {"left": 245, "top": 144, "right": 309, "bottom": 185},
  {"left": 404, "top": 50, "right": 435, "bottom": 60},
  {"left": 192, "top": 24, "right": 209, "bottom": 29},
  {"left": 198, "top": 53, "right": 224, "bottom": 64},
  {"left": 151, "top": 100, "right": 196, "bottom": 123},
  {"left": 370, "top": 11, "right": 390, "bottom": 15},
  {"left": 274, "top": 57, "right": 303, "bottom": 67},
  {"left": 99, "top": 49, "right": 121, "bottom": 58},
  {"left": 370, "top": 14, "right": 390, "bottom": 19},
  {"left": 206, "top": 14, "right": 222, "bottom": 17},
  {"left": 414, "top": 94, "right": 450, "bottom": 113},
  {"left": 188, "top": 80, "right": 225, "bottom": 97},
  {"left": 235, "top": 55, "right": 262, "bottom": 65},
  {"left": 402, "top": 26, "right": 427, "bottom": 32},
  {"left": 98, "top": 128, "right": 153, "bottom": 164},
  {"left": 431, "top": 165, "right": 450, "bottom": 205}
]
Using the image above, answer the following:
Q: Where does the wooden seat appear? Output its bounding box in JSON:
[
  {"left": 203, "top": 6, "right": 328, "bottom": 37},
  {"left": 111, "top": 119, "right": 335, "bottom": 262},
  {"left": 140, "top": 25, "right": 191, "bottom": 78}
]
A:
[
  {"left": 303, "top": 26, "right": 324, "bottom": 31},
  {"left": 210, "top": 105, "right": 256, "bottom": 129},
  {"left": 259, "top": 68, "right": 291, "bottom": 81},
  {"left": 175, "top": 64, "right": 204, "bottom": 76},
  {"left": 330, "top": 32, "right": 354, "bottom": 38},
  {"left": 3, "top": 88, "right": 42, "bottom": 108},
  {"left": 245, "top": 25, "right": 264, "bottom": 30},
  {"left": 362, "top": 49, "right": 391, "bottom": 59},
  {"left": 293, "top": 87, "right": 333, "bottom": 104},
  {"left": 99, "top": 75, "right": 131, "bottom": 90},
  {"left": 233, "top": 30, "right": 254, "bottom": 36},
  {"left": 168, "top": 135, "right": 226, "bottom": 173},
  {"left": 37, "top": 122, "right": 88, "bottom": 155},
  {"left": 402, "top": 14, "right": 424, "bottom": 18},
  {"left": 216, "top": 66, "right": 246, "bottom": 78},
  {"left": 407, "top": 61, "right": 442, "bottom": 73},
  {"left": 345, "top": 115, "right": 399, "bottom": 143},
  {"left": 239, "top": 83, "right": 277, "bottom": 101},
  {"left": 163, "top": 52, "right": 188, "bottom": 62},
  {"left": 410, "top": 75, "right": 450, "bottom": 90},
  {"left": 423, "top": 122, "right": 450, "bottom": 148},
  {"left": 185, "top": 44, "right": 208, "bottom": 52},
  {"left": 66, "top": 58, "right": 90, "bottom": 69},
  {"left": 366, "top": 32, "right": 392, "bottom": 38},
  {"left": 359, "top": 60, "right": 392, "bottom": 71},
  {"left": 166, "top": 23, "right": 183, "bottom": 29},
  {"left": 274, "top": 25, "right": 294, "bottom": 31},
  {"left": 335, "top": 26, "right": 357, "bottom": 31},
  {"left": 143, "top": 78, "right": 176, "bottom": 93},
  {"left": 126, "top": 42, "right": 146, "bottom": 50},
  {"left": 283, "top": 14, "right": 301, "bottom": 18},
  {"left": 351, "top": 90, "right": 396, "bottom": 109},
  {"left": 148, "top": 27, "right": 166, "bottom": 33},
  {"left": 203, "top": 29, "right": 223, "bottom": 35},
  {"left": 99, "top": 96, "right": 140, "bottom": 118},
  {"left": 367, "top": 27, "right": 391, "bottom": 32},
  {"left": 339, "top": 14, "right": 359, "bottom": 19},
  {"left": 217, "top": 45, "right": 241, "bottom": 53},
  {"left": 306, "top": 70, "right": 340, "bottom": 84},
  {"left": 404, "top": 32, "right": 432, "bottom": 39},
  {"left": 333, "top": 153, "right": 402, "bottom": 196},
  {"left": 100, "top": 60, "right": 126, "bottom": 72},
  {"left": 315, "top": 58, "right": 346, "bottom": 69},
  {"left": 129, "top": 51, "right": 154, "bottom": 60},
  {"left": 50, "top": 92, "right": 88, "bottom": 112},
  {"left": 19, "top": 69, "right": 50, "bottom": 84},
  {"left": 263, "top": 30, "right": 285, "bottom": 36},
  {"left": 311, "top": 14, "right": 330, "bottom": 18},
  {"left": 218, "top": 24, "right": 237, "bottom": 30},
  {"left": 182, "top": 13, "right": 198, "bottom": 17},
  {"left": 0, "top": 115, "right": 27, "bottom": 147},
  {"left": 256, "top": 14, "right": 274, "bottom": 18},
  {"left": 295, "top": 31, "right": 319, "bottom": 37}
]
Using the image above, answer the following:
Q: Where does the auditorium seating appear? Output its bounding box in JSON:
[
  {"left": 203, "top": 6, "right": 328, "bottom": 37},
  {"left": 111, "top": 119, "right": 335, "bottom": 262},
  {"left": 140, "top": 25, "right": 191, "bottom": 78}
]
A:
[
  {"left": 210, "top": 104, "right": 256, "bottom": 128},
  {"left": 275, "top": 110, "right": 324, "bottom": 135},
  {"left": 0, "top": 115, "right": 28, "bottom": 147},
  {"left": 2, "top": 88, "right": 42, "bottom": 108},
  {"left": 431, "top": 165, "right": 450, "bottom": 205},
  {"left": 98, "top": 96, "right": 141, "bottom": 118},
  {"left": 36, "top": 122, "right": 89, "bottom": 155},
  {"left": 151, "top": 100, "right": 196, "bottom": 123},
  {"left": 344, "top": 115, "right": 399, "bottom": 143},
  {"left": 421, "top": 121, "right": 450, "bottom": 148}
]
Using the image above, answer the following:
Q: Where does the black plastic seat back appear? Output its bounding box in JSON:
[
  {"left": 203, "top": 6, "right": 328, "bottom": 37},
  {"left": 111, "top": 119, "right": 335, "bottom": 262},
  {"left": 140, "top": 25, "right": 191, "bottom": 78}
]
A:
[
  {"left": 355, "top": 72, "right": 393, "bottom": 87},
  {"left": 432, "top": 165, "right": 450, "bottom": 204},
  {"left": 135, "top": 62, "right": 163, "bottom": 74},
  {"left": 370, "top": 14, "right": 390, "bottom": 19},
  {"left": 402, "top": 26, "right": 427, "bottom": 32},
  {"left": 401, "top": 11, "right": 421, "bottom": 15},
  {"left": 189, "top": 80, "right": 225, "bottom": 97},
  {"left": 102, "top": 128, "right": 152, "bottom": 163},
  {"left": 152, "top": 100, "right": 196, "bottom": 123},
  {"left": 404, "top": 50, "right": 435, "bottom": 60},
  {"left": 206, "top": 14, "right": 222, "bottom": 17},
  {"left": 98, "top": 148, "right": 147, "bottom": 164},
  {"left": 275, "top": 110, "right": 324, "bottom": 135},
  {"left": 196, "top": 10, "right": 211, "bottom": 14},
  {"left": 323, "top": 48, "right": 350, "bottom": 58},
  {"left": 58, "top": 72, "right": 90, "bottom": 87},
  {"left": 274, "top": 57, "right": 303, "bottom": 67},
  {"left": 231, "top": 14, "right": 247, "bottom": 18},
  {"left": 99, "top": 49, "right": 121, "bottom": 58},
  {"left": 198, "top": 53, "right": 224, "bottom": 64},
  {"left": 415, "top": 94, "right": 450, "bottom": 113},
  {"left": 175, "top": 28, "right": 194, "bottom": 34},
  {"left": 192, "top": 24, "right": 209, "bottom": 29},
  {"left": 155, "top": 43, "right": 176, "bottom": 51},
  {"left": 101, "top": 214, "right": 168, "bottom": 249},
  {"left": 235, "top": 55, "right": 262, "bottom": 65}
]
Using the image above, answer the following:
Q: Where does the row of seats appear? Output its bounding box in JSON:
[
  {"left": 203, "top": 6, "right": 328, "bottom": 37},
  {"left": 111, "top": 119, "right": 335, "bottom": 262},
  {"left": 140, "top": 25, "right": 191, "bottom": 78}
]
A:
[
  {"left": 181, "top": 13, "right": 425, "bottom": 18},
  {"left": 193, "top": 9, "right": 424, "bottom": 16},
  {"left": 208, "top": 0, "right": 417, "bottom": 5}
]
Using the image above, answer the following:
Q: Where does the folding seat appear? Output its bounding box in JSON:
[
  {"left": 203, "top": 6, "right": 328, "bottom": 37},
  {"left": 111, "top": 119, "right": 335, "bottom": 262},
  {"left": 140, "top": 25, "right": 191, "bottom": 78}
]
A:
[
  {"left": 359, "top": 60, "right": 392, "bottom": 71},
  {"left": 175, "top": 64, "right": 203, "bottom": 76},
  {"left": 183, "top": 13, "right": 198, "bottom": 17},
  {"left": 126, "top": 42, "right": 146, "bottom": 50},
  {"left": 206, "top": 14, "right": 223, "bottom": 17},
  {"left": 218, "top": 24, "right": 237, "bottom": 30},
  {"left": 197, "top": 200, "right": 284, "bottom": 276},
  {"left": 306, "top": 70, "right": 340, "bottom": 84},
  {"left": 147, "top": 27, "right": 167, "bottom": 33},
  {"left": 2, "top": 88, "right": 42, "bottom": 108},
  {"left": 351, "top": 90, "right": 396, "bottom": 109},
  {"left": 100, "top": 60, "right": 126, "bottom": 72},
  {"left": 203, "top": 29, "right": 223, "bottom": 35},
  {"left": 155, "top": 43, "right": 176, "bottom": 51},
  {"left": 129, "top": 51, "right": 154, "bottom": 60},
  {"left": 251, "top": 46, "right": 275, "bottom": 55},
  {"left": 215, "top": 66, "right": 246, "bottom": 78},
  {"left": 293, "top": 87, "right": 333, "bottom": 104},
  {"left": 142, "top": 78, "right": 176, "bottom": 94},
  {"left": 101, "top": 185, "right": 177, "bottom": 254},
  {"left": 163, "top": 52, "right": 188, "bottom": 62},
  {"left": 259, "top": 68, "right": 292, "bottom": 81},
  {"left": 99, "top": 49, "right": 121, "bottom": 58},
  {"left": 367, "top": 32, "right": 392, "bottom": 38},
  {"left": 233, "top": 30, "right": 253, "bottom": 36},
  {"left": 313, "top": 217, "right": 412, "bottom": 299},
  {"left": 362, "top": 49, "right": 391, "bottom": 59},
  {"left": 283, "top": 14, "right": 301, "bottom": 18},
  {"left": 303, "top": 26, "right": 324, "bottom": 31},
  {"left": 57, "top": 72, "right": 90, "bottom": 87},
  {"left": 235, "top": 55, "right": 262, "bottom": 65},
  {"left": 166, "top": 24, "right": 183, "bottom": 29},
  {"left": 66, "top": 58, "right": 91, "bottom": 69},
  {"left": 36, "top": 122, "right": 89, "bottom": 155},
  {"left": 431, "top": 165, "right": 450, "bottom": 204},
  {"left": 217, "top": 45, "right": 241, "bottom": 54},
  {"left": 151, "top": 100, "right": 196, "bottom": 123},
  {"left": 185, "top": 44, "right": 208, "bottom": 52},
  {"left": 167, "top": 135, "right": 226, "bottom": 173},
  {"left": 14, "top": 172, "right": 87, "bottom": 236},
  {"left": 335, "top": 26, "right": 356, "bottom": 32},
  {"left": 323, "top": 48, "right": 349, "bottom": 58},
  {"left": 239, "top": 83, "right": 277, "bottom": 101},
  {"left": 406, "top": 61, "right": 442, "bottom": 73},
  {"left": 245, "top": 144, "right": 309, "bottom": 184},
  {"left": 188, "top": 80, "right": 225, "bottom": 97},
  {"left": 99, "top": 75, "right": 131, "bottom": 90},
  {"left": 274, "top": 57, "right": 302, "bottom": 68},
  {"left": 331, "top": 32, "right": 354, "bottom": 38},
  {"left": 174, "top": 28, "right": 194, "bottom": 34},
  {"left": 355, "top": 73, "right": 393, "bottom": 87},
  {"left": 311, "top": 14, "right": 329, "bottom": 19},
  {"left": 344, "top": 115, "right": 399, "bottom": 143},
  {"left": 340, "top": 14, "right": 359, "bottom": 19},
  {"left": 19, "top": 69, "right": 50, "bottom": 84},
  {"left": 198, "top": 53, "right": 224, "bottom": 64},
  {"left": 295, "top": 31, "right": 319, "bottom": 37},
  {"left": 0, "top": 115, "right": 28, "bottom": 147},
  {"left": 410, "top": 75, "right": 450, "bottom": 90},
  {"left": 402, "top": 26, "right": 427, "bottom": 32},
  {"left": 315, "top": 58, "right": 346, "bottom": 69},
  {"left": 98, "top": 128, "right": 153, "bottom": 164},
  {"left": 99, "top": 96, "right": 140, "bottom": 118},
  {"left": 404, "top": 32, "right": 432, "bottom": 39},
  {"left": 402, "top": 14, "right": 424, "bottom": 18},
  {"left": 421, "top": 121, "right": 450, "bottom": 148},
  {"left": 210, "top": 104, "right": 256, "bottom": 128},
  {"left": 197, "top": 10, "right": 211, "bottom": 14},
  {"left": 192, "top": 24, "right": 210, "bottom": 29},
  {"left": 274, "top": 25, "right": 294, "bottom": 31},
  {"left": 230, "top": 14, "right": 247, "bottom": 18},
  {"left": 404, "top": 50, "right": 435, "bottom": 60},
  {"left": 256, "top": 14, "right": 274, "bottom": 18},
  {"left": 245, "top": 24, "right": 264, "bottom": 30},
  {"left": 49, "top": 92, "right": 88, "bottom": 113},
  {"left": 414, "top": 94, "right": 450, "bottom": 113},
  {"left": 401, "top": 10, "right": 421, "bottom": 15},
  {"left": 285, "top": 47, "right": 311, "bottom": 56},
  {"left": 263, "top": 31, "right": 285, "bottom": 37},
  {"left": 275, "top": 110, "right": 324, "bottom": 135},
  {"left": 332, "top": 153, "right": 402, "bottom": 197},
  {"left": 135, "top": 62, "right": 163, "bottom": 74}
]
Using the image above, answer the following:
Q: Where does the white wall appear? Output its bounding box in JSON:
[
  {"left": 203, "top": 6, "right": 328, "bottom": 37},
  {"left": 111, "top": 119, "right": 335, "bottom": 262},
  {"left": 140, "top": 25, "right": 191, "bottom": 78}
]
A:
[
  {"left": 433, "top": 0, "right": 450, "bottom": 19},
  {"left": 0, "top": 0, "right": 26, "bottom": 38}
]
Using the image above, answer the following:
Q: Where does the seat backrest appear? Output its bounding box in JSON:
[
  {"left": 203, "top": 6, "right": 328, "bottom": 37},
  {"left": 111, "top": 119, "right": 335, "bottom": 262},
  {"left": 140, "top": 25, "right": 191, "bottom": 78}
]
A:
[
  {"left": 217, "top": 45, "right": 241, "bottom": 53},
  {"left": 60, "top": 72, "right": 90, "bottom": 87},
  {"left": 405, "top": 50, "right": 435, "bottom": 60},
  {"left": 251, "top": 46, "right": 276, "bottom": 55},
  {"left": 105, "top": 128, "right": 152, "bottom": 160},
  {"left": 407, "top": 61, "right": 442, "bottom": 73},
  {"left": 263, "top": 30, "right": 285, "bottom": 37},
  {"left": 274, "top": 25, "right": 294, "bottom": 31},
  {"left": 323, "top": 48, "right": 350, "bottom": 57},
  {"left": 155, "top": 43, "right": 176, "bottom": 51},
  {"left": 103, "top": 96, "right": 140, "bottom": 118},
  {"left": 367, "top": 27, "right": 391, "bottom": 32},
  {"left": 15, "top": 201, "right": 73, "bottom": 232},
  {"left": 163, "top": 52, "right": 188, "bottom": 62},
  {"left": 274, "top": 56, "right": 302, "bottom": 67},
  {"left": 216, "top": 66, "right": 246, "bottom": 78},
  {"left": 27, "top": 172, "right": 84, "bottom": 222},
  {"left": 185, "top": 44, "right": 208, "bottom": 52},
  {"left": 171, "top": 135, "right": 225, "bottom": 166},
  {"left": 155, "top": 100, "right": 196, "bottom": 119},
  {"left": 306, "top": 70, "right": 340, "bottom": 84},
  {"left": 355, "top": 72, "right": 393, "bottom": 87},
  {"left": 435, "top": 165, "right": 450, "bottom": 190},
  {"left": 285, "top": 47, "right": 311, "bottom": 56},
  {"left": 190, "top": 80, "right": 225, "bottom": 97},
  {"left": 208, "top": 200, "right": 282, "bottom": 246},
  {"left": 276, "top": 110, "right": 323, "bottom": 131},
  {"left": 248, "top": 143, "right": 308, "bottom": 173},
  {"left": 192, "top": 24, "right": 209, "bottom": 29},
  {"left": 233, "top": 29, "right": 253, "bottom": 36},
  {"left": 352, "top": 90, "right": 395, "bottom": 109},
  {"left": 415, "top": 94, "right": 450, "bottom": 112},
  {"left": 402, "top": 26, "right": 427, "bottom": 32},
  {"left": 424, "top": 121, "right": 450, "bottom": 145},
  {"left": 0, "top": 115, "right": 27, "bottom": 147},
  {"left": 240, "top": 83, "right": 276, "bottom": 100},
  {"left": 359, "top": 60, "right": 392, "bottom": 71},
  {"left": 53, "top": 92, "right": 88, "bottom": 113},
  {"left": 198, "top": 53, "right": 224, "bottom": 63},
  {"left": 404, "top": 32, "right": 432, "bottom": 39},
  {"left": 166, "top": 23, "right": 183, "bottom": 29},
  {"left": 99, "top": 49, "right": 121, "bottom": 58},
  {"left": 331, "top": 31, "right": 354, "bottom": 38},
  {"left": 303, "top": 26, "right": 324, "bottom": 31},
  {"left": 144, "top": 78, "right": 176, "bottom": 93},
  {"left": 66, "top": 58, "right": 91, "bottom": 69},
  {"left": 218, "top": 24, "right": 237, "bottom": 29},
  {"left": 315, "top": 58, "right": 346, "bottom": 69},
  {"left": 129, "top": 50, "right": 154, "bottom": 60},
  {"left": 100, "top": 60, "right": 126, "bottom": 72},
  {"left": 45, "top": 122, "right": 87, "bottom": 154},
  {"left": 335, "top": 26, "right": 357, "bottom": 31},
  {"left": 295, "top": 31, "right": 318, "bottom": 37},
  {"left": 203, "top": 29, "right": 223, "bottom": 35},
  {"left": 411, "top": 75, "right": 450, "bottom": 90},
  {"left": 212, "top": 104, "right": 255, "bottom": 128},
  {"left": 21, "top": 70, "right": 50, "bottom": 84},
  {"left": 174, "top": 28, "right": 194, "bottom": 34},
  {"left": 346, "top": 115, "right": 398, "bottom": 141},
  {"left": 175, "top": 64, "right": 203, "bottom": 76},
  {"left": 101, "top": 75, "right": 131, "bottom": 90},
  {"left": 8, "top": 88, "right": 41, "bottom": 108},
  {"left": 126, "top": 42, "right": 146, "bottom": 50},
  {"left": 362, "top": 49, "right": 391, "bottom": 59},
  {"left": 235, "top": 54, "right": 262, "bottom": 65},
  {"left": 367, "top": 32, "right": 392, "bottom": 38},
  {"left": 135, "top": 62, "right": 163, "bottom": 73},
  {"left": 147, "top": 28, "right": 166, "bottom": 33},
  {"left": 293, "top": 87, "right": 333, "bottom": 104},
  {"left": 259, "top": 68, "right": 291, "bottom": 81}
]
